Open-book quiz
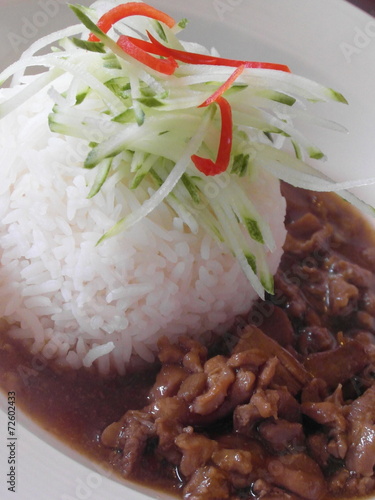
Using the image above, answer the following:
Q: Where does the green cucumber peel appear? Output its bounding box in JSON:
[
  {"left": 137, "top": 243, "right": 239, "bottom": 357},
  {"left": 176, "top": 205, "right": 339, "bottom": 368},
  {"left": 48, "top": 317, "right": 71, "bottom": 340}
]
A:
[
  {"left": 261, "top": 273, "right": 274, "bottom": 294},
  {"left": 328, "top": 88, "right": 348, "bottom": 104},
  {"left": 137, "top": 97, "right": 165, "bottom": 107},
  {"left": 75, "top": 89, "right": 89, "bottom": 105},
  {"left": 231, "top": 153, "right": 250, "bottom": 177},
  {"left": 255, "top": 89, "right": 296, "bottom": 106},
  {"left": 87, "top": 158, "right": 112, "bottom": 198},
  {"left": 245, "top": 253, "right": 257, "bottom": 274},
  {"left": 177, "top": 18, "right": 188, "bottom": 29},
  {"left": 181, "top": 173, "right": 201, "bottom": 204},
  {"left": 243, "top": 217, "right": 265, "bottom": 244},
  {"left": 154, "top": 21, "right": 168, "bottom": 42},
  {"left": 71, "top": 37, "right": 106, "bottom": 53}
]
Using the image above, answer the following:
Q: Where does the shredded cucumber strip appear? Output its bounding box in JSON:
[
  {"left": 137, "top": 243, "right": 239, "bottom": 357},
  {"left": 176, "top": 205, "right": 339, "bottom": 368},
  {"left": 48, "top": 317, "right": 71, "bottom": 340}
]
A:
[
  {"left": 173, "top": 66, "right": 347, "bottom": 103},
  {"left": 84, "top": 112, "right": 204, "bottom": 169},
  {"left": 244, "top": 95, "right": 347, "bottom": 133},
  {"left": 0, "top": 68, "right": 63, "bottom": 118},
  {"left": 88, "top": 158, "right": 113, "bottom": 198},
  {"left": 211, "top": 198, "right": 266, "bottom": 299},
  {"left": 1, "top": 54, "right": 126, "bottom": 115},
  {"left": 255, "top": 145, "right": 375, "bottom": 192},
  {"left": 227, "top": 182, "right": 276, "bottom": 251},
  {"left": 10, "top": 24, "right": 84, "bottom": 87},
  {"left": 131, "top": 154, "right": 159, "bottom": 189},
  {"left": 220, "top": 188, "right": 274, "bottom": 293},
  {"left": 233, "top": 103, "right": 324, "bottom": 159},
  {"left": 97, "top": 107, "right": 212, "bottom": 242}
]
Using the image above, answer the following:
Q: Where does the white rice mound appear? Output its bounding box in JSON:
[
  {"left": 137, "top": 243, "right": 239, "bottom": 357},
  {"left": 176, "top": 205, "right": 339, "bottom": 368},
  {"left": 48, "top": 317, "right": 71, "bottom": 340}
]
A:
[{"left": 0, "top": 82, "right": 287, "bottom": 375}]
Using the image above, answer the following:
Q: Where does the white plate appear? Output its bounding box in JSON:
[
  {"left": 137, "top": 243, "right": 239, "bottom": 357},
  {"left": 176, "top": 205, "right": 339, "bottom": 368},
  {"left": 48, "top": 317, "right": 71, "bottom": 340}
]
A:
[{"left": 1, "top": 1, "right": 375, "bottom": 499}]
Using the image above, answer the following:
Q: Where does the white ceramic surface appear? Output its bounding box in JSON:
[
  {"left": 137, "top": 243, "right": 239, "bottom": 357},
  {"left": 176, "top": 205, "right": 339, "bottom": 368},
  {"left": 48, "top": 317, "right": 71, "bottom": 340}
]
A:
[{"left": 1, "top": 0, "right": 375, "bottom": 499}]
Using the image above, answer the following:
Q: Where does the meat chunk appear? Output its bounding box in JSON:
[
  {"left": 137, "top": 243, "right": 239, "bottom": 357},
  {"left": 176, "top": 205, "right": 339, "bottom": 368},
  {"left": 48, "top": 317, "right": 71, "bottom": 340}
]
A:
[
  {"left": 257, "top": 305, "right": 295, "bottom": 347},
  {"left": 274, "top": 272, "right": 308, "bottom": 318},
  {"left": 183, "top": 466, "right": 231, "bottom": 500},
  {"left": 180, "top": 336, "right": 208, "bottom": 373},
  {"left": 304, "top": 340, "right": 370, "bottom": 389},
  {"left": 301, "top": 402, "right": 346, "bottom": 432},
  {"left": 228, "top": 348, "right": 268, "bottom": 370},
  {"left": 178, "top": 372, "right": 208, "bottom": 403},
  {"left": 297, "top": 327, "right": 337, "bottom": 355},
  {"left": 329, "top": 258, "right": 374, "bottom": 289},
  {"left": 148, "top": 364, "right": 188, "bottom": 402},
  {"left": 283, "top": 224, "right": 332, "bottom": 258},
  {"left": 191, "top": 356, "right": 235, "bottom": 415},
  {"left": 253, "top": 479, "right": 306, "bottom": 500},
  {"left": 226, "top": 369, "right": 256, "bottom": 406},
  {"left": 157, "top": 336, "right": 208, "bottom": 371},
  {"left": 328, "top": 275, "right": 359, "bottom": 316},
  {"left": 276, "top": 387, "right": 301, "bottom": 422},
  {"left": 258, "top": 357, "right": 278, "bottom": 388},
  {"left": 329, "top": 468, "right": 375, "bottom": 498},
  {"left": 102, "top": 410, "right": 155, "bottom": 476},
  {"left": 345, "top": 385, "right": 375, "bottom": 477},
  {"left": 157, "top": 336, "right": 186, "bottom": 364},
  {"left": 306, "top": 433, "right": 331, "bottom": 469},
  {"left": 301, "top": 378, "right": 328, "bottom": 403},
  {"left": 211, "top": 448, "right": 253, "bottom": 476},
  {"left": 234, "top": 389, "right": 280, "bottom": 434},
  {"left": 258, "top": 420, "right": 305, "bottom": 453},
  {"left": 233, "top": 325, "right": 311, "bottom": 394},
  {"left": 301, "top": 401, "right": 347, "bottom": 460},
  {"left": 212, "top": 448, "right": 253, "bottom": 489},
  {"left": 175, "top": 431, "right": 218, "bottom": 477},
  {"left": 268, "top": 453, "right": 327, "bottom": 500}
]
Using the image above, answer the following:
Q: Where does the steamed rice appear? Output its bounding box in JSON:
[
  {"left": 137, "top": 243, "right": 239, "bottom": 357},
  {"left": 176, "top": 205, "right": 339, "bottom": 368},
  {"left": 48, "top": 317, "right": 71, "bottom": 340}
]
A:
[{"left": 0, "top": 78, "right": 286, "bottom": 375}]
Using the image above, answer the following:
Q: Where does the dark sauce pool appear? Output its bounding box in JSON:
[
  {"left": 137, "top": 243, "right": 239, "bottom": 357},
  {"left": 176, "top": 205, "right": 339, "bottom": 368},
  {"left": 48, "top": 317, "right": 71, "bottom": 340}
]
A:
[{"left": 1, "top": 185, "right": 375, "bottom": 499}]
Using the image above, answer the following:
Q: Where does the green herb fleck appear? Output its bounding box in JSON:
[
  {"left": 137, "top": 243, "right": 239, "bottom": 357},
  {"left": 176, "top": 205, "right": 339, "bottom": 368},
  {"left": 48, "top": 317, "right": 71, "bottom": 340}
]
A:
[
  {"left": 181, "top": 173, "right": 201, "bottom": 204},
  {"left": 71, "top": 37, "right": 106, "bottom": 53},
  {"left": 244, "top": 218, "right": 264, "bottom": 244},
  {"left": 261, "top": 274, "right": 274, "bottom": 294},
  {"left": 112, "top": 109, "right": 136, "bottom": 124},
  {"left": 178, "top": 18, "right": 189, "bottom": 29},
  {"left": 154, "top": 21, "right": 167, "bottom": 42},
  {"left": 231, "top": 154, "right": 249, "bottom": 177},
  {"left": 245, "top": 253, "right": 257, "bottom": 274},
  {"left": 137, "top": 97, "right": 164, "bottom": 107}
]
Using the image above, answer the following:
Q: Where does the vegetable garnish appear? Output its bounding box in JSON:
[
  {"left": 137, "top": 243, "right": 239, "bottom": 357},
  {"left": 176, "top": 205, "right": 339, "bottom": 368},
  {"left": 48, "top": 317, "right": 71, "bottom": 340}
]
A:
[
  {"left": 117, "top": 35, "right": 178, "bottom": 75},
  {"left": 1, "top": 0, "right": 375, "bottom": 299},
  {"left": 141, "top": 32, "right": 292, "bottom": 73},
  {"left": 192, "top": 97, "right": 233, "bottom": 176},
  {"left": 88, "top": 2, "right": 175, "bottom": 42},
  {"left": 198, "top": 64, "right": 246, "bottom": 108}
]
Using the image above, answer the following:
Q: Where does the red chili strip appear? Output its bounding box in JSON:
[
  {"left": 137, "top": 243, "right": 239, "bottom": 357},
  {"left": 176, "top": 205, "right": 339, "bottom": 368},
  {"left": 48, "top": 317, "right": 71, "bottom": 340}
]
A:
[
  {"left": 199, "top": 64, "right": 246, "bottom": 107},
  {"left": 192, "top": 97, "right": 233, "bottom": 176},
  {"left": 88, "top": 2, "right": 176, "bottom": 42},
  {"left": 146, "top": 32, "right": 291, "bottom": 72},
  {"left": 117, "top": 35, "right": 178, "bottom": 75},
  {"left": 126, "top": 36, "right": 158, "bottom": 53}
]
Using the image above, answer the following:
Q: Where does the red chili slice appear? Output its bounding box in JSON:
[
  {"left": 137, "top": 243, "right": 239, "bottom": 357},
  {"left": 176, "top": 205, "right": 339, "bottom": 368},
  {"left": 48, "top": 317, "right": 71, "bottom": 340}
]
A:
[
  {"left": 146, "top": 32, "right": 291, "bottom": 72},
  {"left": 117, "top": 35, "right": 178, "bottom": 75},
  {"left": 88, "top": 2, "right": 176, "bottom": 42},
  {"left": 199, "top": 64, "right": 246, "bottom": 107},
  {"left": 192, "top": 97, "right": 233, "bottom": 176}
]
